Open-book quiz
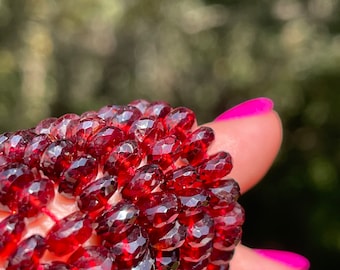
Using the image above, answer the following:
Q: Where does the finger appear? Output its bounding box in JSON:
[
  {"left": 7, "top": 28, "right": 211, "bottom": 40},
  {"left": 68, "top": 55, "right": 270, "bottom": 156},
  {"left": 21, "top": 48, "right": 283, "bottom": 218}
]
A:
[{"left": 203, "top": 110, "right": 282, "bottom": 193}]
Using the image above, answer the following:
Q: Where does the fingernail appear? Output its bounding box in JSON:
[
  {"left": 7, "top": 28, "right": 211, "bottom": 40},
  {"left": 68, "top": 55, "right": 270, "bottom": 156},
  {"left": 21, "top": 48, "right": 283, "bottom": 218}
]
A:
[
  {"left": 255, "top": 249, "right": 310, "bottom": 270},
  {"left": 214, "top": 97, "right": 274, "bottom": 122}
]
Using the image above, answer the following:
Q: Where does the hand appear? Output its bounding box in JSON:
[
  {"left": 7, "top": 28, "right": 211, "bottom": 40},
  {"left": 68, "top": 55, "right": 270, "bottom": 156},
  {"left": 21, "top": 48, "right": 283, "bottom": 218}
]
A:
[{"left": 205, "top": 98, "right": 310, "bottom": 270}]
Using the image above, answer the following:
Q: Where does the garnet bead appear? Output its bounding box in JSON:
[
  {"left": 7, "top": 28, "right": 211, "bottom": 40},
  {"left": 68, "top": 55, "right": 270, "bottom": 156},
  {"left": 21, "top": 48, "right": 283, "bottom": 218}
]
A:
[
  {"left": 165, "top": 165, "right": 202, "bottom": 190},
  {"left": 129, "top": 99, "right": 151, "bottom": 113},
  {"left": 24, "top": 134, "right": 52, "bottom": 168},
  {"left": 3, "top": 130, "right": 35, "bottom": 163},
  {"left": 50, "top": 113, "right": 80, "bottom": 140},
  {"left": 164, "top": 107, "right": 196, "bottom": 139},
  {"left": 107, "top": 106, "right": 142, "bottom": 133},
  {"left": 143, "top": 101, "right": 171, "bottom": 119},
  {"left": 46, "top": 211, "right": 93, "bottom": 256},
  {"left": 35, "top": 117, "right": 57, "bottom": 135}
]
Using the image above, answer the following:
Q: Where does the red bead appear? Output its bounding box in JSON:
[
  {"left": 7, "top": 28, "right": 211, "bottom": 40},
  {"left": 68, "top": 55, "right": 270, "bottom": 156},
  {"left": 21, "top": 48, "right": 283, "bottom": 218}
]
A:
[
  {"left": 6, "top": 234, "right": 46, "bottom": 270},
  {"left": 129, "top": 99, "right": 151, "bottom": 113},
  {"left": 59, "top": 155, "right": 98, "bottom": 197},
  {"left": 0, "top": 132, "right": 12, "bottom": 154},
  {"left": 40, "top": 139, "right": 77, "bottom": 182},
  {"left": 3, "top": 130, "right": 35, "bottom": 162},
  {"left": 149, "top": 220, "right": 186, "bottom": 250},
  {"left": 77, "top": 175, "right": 118, "bottom": 213},
  {"left": 67, "top": 246, "right": 116, "bottom": 269},
  {"left": 208, "top": 249, "right": 233, "bottom": 269},
  {"left": 104, "top": 140, "right": 141, "bottom": 186},
  {"left": 110, "top": 225, "right": 148, "bottom": 268},
  {"left": 147, "top": 135, "right": 182, "bottom": 170},
  {"left": 17, "top": 177, "right": 55, "bottom": 218},
  {"left": 50, "top": 113, "right": 80, "bottom": 140},
  {"left": 155, "top": 249, "right": 179, "bottom": 269},
  {"left": 71, "top": 116, "right": 105, "bottom": 149},
  {"left": 165, "top": 165, "right": 202, "bottom": 191},
  {"left": 136, "top": 192, "right": 179, "bottom": 229},
  {"left": 107, "top": 106, "right": 142, "bottom": 132},
  {"left": 213, "top": 203, "right": 245, "bottom": 229},
  {"left": 183, "top": 126, "right": 215, "bottom": 165},
  {"left": 198, "top": 152, "right": 233, "bottom": 183},
  {"left": 164, "top": 107, "right": 196, "bottom": 139},
  {"left": 180, "top": 257, "right": 209, "bottom": 270},
  {"left": 128, "top": 117, "right": 164, "bottom": 150},
  {"left": 122, "top": 164, "right": 163, "bottom": 201},
  {"left": 0, "top": 214, "right": 26, "bottom": 257},
  {"left": 35, "top": 117, "right": 57, "bottom": 135},
  {"left": 177, "top": 188, "right": 209, "bottom": 212},
  {"left": 143, "top": 101, "right": 171, "bottom": 119},
  {"left": 86, "top": 126, "right": 125, "bottom": 160},
  {"left": 133, "top": 248, "right": 154, "bottom": 270},
  {"left": 40, "top": 261, "right": 72, "bottom": 270},
  {"left": 23, "top": 134, "right": 52, "bottom": 168},
  {"left": 97, "top": 104, "right": 121, "bottom": 122},
  {"left": 46, "top": 211, "right": 93, "bottom": 256},
  {"left": 96, "top": 201, "right": 139, "bottom": 245}
]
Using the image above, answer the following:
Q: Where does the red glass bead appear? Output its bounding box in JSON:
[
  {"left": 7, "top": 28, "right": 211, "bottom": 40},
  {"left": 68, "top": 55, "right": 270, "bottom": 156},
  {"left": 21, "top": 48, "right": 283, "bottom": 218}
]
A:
[
  {"left": 147, "top": 135, "right": 182, "bottom": 170},
  {"left": 6, "top": 234, "right": 46, "bottom": 270},
  {"left": 122, "top": 164, "right": 163, "bottom": 201},
  {"left": 128, "top": 117, "right": 164, "bottom": 150},
  {"left": 67, "top": 246, "right": 116, "bottom": 270},
  {"left": 40, "top": 261, "right": 72, "bottom": 270},
  {"left": 136, "top": 192, "right": 179, "bottom": 229},
  {"left": 129, "top": 99, "right": 151, "bottom": 113},
  {"left": 164, "top": 107, "right": 196, "bottom": 139},
  {"left": 40, "top": 139, "right": 77, "bottom": 182},
  {"left": 143, "top": 101, "right": 171, "bottom": 119},
  {"left": 50, "top": 113, "right": 80, "bottom": 140},
  {"left": 107, "top": 106, "right": 142, "bottom": 132},
  {"left": 149, "top": 220, "right": 186, "bottom": 251},
  {"left": 86, "top": 126, "right": 125, "bottom": 160},
  {"left": 59, "top": 155, "right": 98, "bottom": 197},
  {"left": 77, "top": 175, "right": 118, "bottom": 213},
  {"left": 97, "top": 104, "right": 121, "bottom": 122},
  {"left": 104, "top": 140, "right": 141, "bottom": 186},
  {"left": 198, "top": 152, "right": 233, "bottom": 183},
  {"left": 155, "top": 249, "right": 179, "bottom": 269},
  {"left": 110, "top": 225, "right": 148, "bottom": 268},
  {"left": 96, "top": 201, "right": 139, "bottom": 245},
  {"left": 17, "top": 177, "right": 55, "bottom": 218},
  {"left": 71, "top": 116, "right": 105, "bottom": 149},
  {"left": 182, "top": 126, "right": 215, "bottom": 165},
  {"left": 3, "top": 130, "right": 35, "bottom": 162},
  {"left": 0, "top": 214, "right": 26, "bottom": 257},
  {"left": 35, "top": 117, "right": 57, "bottom": 135},
  {"left": 23, "top": 134, "right": 52, "bottom": 168},
  {"left": 165, "top": 165, "right": 202, "bottom": 191},
  {"left": 46, "top": 211, "right": 93, "bottom": 256}
]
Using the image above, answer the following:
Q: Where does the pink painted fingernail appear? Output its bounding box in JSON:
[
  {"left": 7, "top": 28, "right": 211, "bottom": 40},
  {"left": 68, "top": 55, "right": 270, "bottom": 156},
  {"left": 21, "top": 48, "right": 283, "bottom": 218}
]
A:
[
  {"left": 214, "top": 97, "right": 274, "bottom": 122},
  {"left": 255, "top": 249, "right": 310, "bottom": 269}
]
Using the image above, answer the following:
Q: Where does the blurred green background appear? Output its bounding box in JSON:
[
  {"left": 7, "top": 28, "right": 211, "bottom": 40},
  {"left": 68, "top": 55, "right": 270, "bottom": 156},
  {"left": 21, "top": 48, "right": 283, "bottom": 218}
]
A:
[{"left": 0, "top": 0, "right": 339, "bottom": 268}]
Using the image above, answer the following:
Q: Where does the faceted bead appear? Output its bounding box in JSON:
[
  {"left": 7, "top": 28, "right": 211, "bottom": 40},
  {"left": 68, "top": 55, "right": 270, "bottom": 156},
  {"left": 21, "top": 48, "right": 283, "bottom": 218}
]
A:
[
  {"left": 143, "top": 101, "right": 171, "bottom": 119},
  {"left": 86, "top": 126, "right": 125, "bottom": 160},
  {"left": 35, "top": 117, "right": 57, "bottom": 135},
  {"left": 77, "top": 175, "right": 118, "bottom": 213},
  {"left": 213, "top": 226, "right": 242, "bottom": 251},
  {"left": 3, "top": 130, "right": 35, "bottom": 162},
  {"left": 0, "top": 154, "right": 8, "bottom": 170},
  {"left": 80, "top": 110, "right": 97, "bottom": 119},
  {"left": 67, "top": 246, "right": 116, "bottom": 270},
  {"left": 149, "top": 220, "right": 186, "bottom": 251},
  {"left": 165, "top": 165, "right": 202, "bottom": 191},
  {"left": 198, "top": 152, "right": 233, "bottom": 183},
  {"left": 0, "top": 163, "right": 35, "bottom": 211},
  {"left": 180, "top": 257, "right": 209, "bottom": 270},
  {"left": 40, "top": 139, "right": 77, "bottom": 182},
  {"left": 23, "top": 134, "right": 52, "bottom": 168},
  {"left": 6, "top": 234, "right": 46, "bottom": 270},
  {"left": 40, "top": 261, "right": 72, "bottom": 270},
  {"left": 208, "top": 248, "right": 234, "bottom": 268},
  {"left": 107, "top": 106, "right": 142, "bottom": 133},
  {"left": 0, "top": 214, "right": 26, "bottom": 257},
  {"left": 147, "top": 135, "right": 182, "bottom": 170},
  {"left": 129, "top": 99, "right": 151, "bottom": 113},
  {"left": 164, "top": 107, "right": 196, "bottom": 139},
  {"left": 122, "top": 164, "right": 163, "bottom": 201},
  {"left": 182, "top": 126, "right": 215, "bottom": 165},
  {"left": 155, "top": 249, "right": 179, "bottom": 269},
  {"left": 97, "top": 104, "right": 121, "bottom": 122},
  {"left": 132, "top": 248, "right": 154, "bottom": 270},
  {"left": 0, "top": 132, "right": 12, "bottom": 154},
  {"left": 176, "top": 188, "right": 209, "bottom": 212},
  {"left": 50, "top": 113, "right": 80, "bottom": 140},
  {"left": 128, "top": 117, "right": 164, "bottom": 150},
  {"left": 96, "top": 201, "right": 139, "bottom": 245},
  {"left": 110, "top": 225, "right": 148, "bottom": 268},
  {"left": 71, "top": 116, "right": 105, "bottom": 149},
  {"left": 213, "top": 203, "right": 245, "bottom": 229},
  {"left": 59, "top": 155, "right": 98, "bottom": 197},
  {"left": 136, "top": 192, "right": 179, "bottom": 229},
  {"left": 46, "top": 211, "right": 93, "bottom": 256},
  {"left": 104, "top": 140, "right": 141, "bottom": 186},
  {"left": 17, "top": 177, "right": 55, "bottom": 218}
]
